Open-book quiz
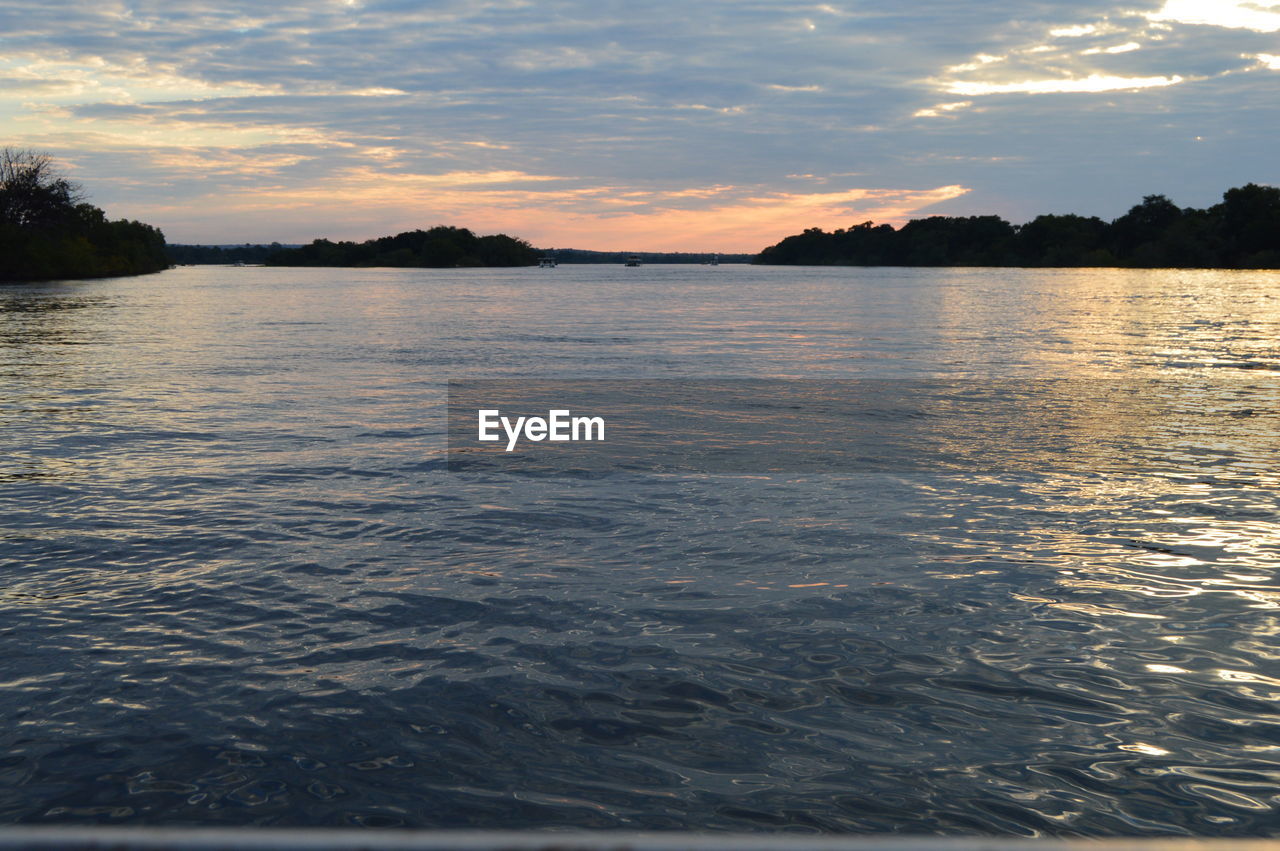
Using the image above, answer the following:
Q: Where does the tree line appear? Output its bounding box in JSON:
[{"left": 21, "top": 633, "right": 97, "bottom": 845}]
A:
[
  {"left": 168, "top": 244, "right": 756, "bottom": 266},
  {"left": 167, "top": 243, "right": 291, "bottom": 265},
  {"left": 549, "top": 249, "right": 752, "bottom": 264},
  {"left": 755, "top": 184, "right": 1280, "bottom": 268},
  {"left": 0, "top": 148, "right": 168, "bottom": 282},
  {"left": 264, "top": 226, "right": 540, "bottom": 268}
]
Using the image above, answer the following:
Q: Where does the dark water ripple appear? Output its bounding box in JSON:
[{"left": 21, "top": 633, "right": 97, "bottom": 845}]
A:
[{"left": 3, "top": 267, "right": 1280, "bottom": 834}]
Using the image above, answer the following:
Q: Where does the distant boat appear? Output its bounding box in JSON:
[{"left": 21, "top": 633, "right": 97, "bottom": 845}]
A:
[
  {"left": 624, "top": 255, "right": 642, "bottom": 267},
  {"left": 232, "top": 261, "right": 246, "bottom": 267},
  {"left": 704, "top": 253, "right": 719, "bottom": 266},
  {"left": 538, "top": 256, "right": 557, "bottom": 268}
]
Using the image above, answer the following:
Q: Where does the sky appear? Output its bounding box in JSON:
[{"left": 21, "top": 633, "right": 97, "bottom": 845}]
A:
[{"left": 2, "top": 0, "right": 1279, "bottom": 251}]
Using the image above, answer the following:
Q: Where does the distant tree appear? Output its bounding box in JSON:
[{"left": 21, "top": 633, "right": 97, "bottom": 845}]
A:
[
  {"left": 755, "top": 227, "right": 841, "bottom": 265},
  {"left": 897, "top": 215, "right": 1015, "bottom": 265},
  {"left": 1160, "top": 207, "right": 1220, "bottom": 268},
  {"left": 0, "top": 148, "right": 167, "bottom": 282},
  {"left": 1214, "top": 183, "right": 1280, "bottom": 266},
  {"left": 1110, "top": 194, "right": 1183, "bottom": 263},
  {"left": 1015, "top": 214, "right": 1109, "bottom": 266},
  {"left": 547, "top": 249, "right": 752, "bottom": 264},
  {"left": 754, "top": 184, "right": 1280, "bottom": 269},
  {"left": 828, "top": 221, "right": 896, "bottom": 265},
  {"left": 165, "top": 242, "right": 291, "bottom": 265},
  {"left": 0, "top": 148, "right": 85, "bottom": 231},
  {"left": 266, "top": 225, "right": 539, "bottom": 268}
]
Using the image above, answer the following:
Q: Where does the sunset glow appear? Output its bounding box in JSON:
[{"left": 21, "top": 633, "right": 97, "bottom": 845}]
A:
[{"left": 2, "top": 1, "right": 1277, "bottom": 249}]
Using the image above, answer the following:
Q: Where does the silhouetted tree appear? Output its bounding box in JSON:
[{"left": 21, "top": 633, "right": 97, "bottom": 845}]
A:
[
  {"left": 166, "top": 242, "right": 287, "bottom": 265},
  {"left": 1159, "top": 208, "right": 1220, "bottom": 268},
  {"left": 266, "top": 225, "right": 540, "bottom": 268},
  {"left": 897, "top": 215, "right": 1015, "bottom": 265},
  {"left": 1110, "top": 194, "right": 1183, "bottom": 263},
  {"left": 0, "top": 148, "right": 167, "bottom": 282},
  {"left": 1015, "top": 214, "right": 1110, "bottom": 266},
  {"left": 0, "top": 148, "right": 85, "bottom": 231},
  {"left": 754, "top": 183, "right": 1280, "bottom": 269},
  {"left": 1215, "top": 183, "right": 1280, "bottom": 267}
]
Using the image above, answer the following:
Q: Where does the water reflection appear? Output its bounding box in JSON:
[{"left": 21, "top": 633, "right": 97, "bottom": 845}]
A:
[
  {"left": 446, "top": 379, "right": 1280, "bottom": 482},
  {"left": 2, "top": 266, "right": 1280, "bottom": 833},
  {"left": 0, "top": 287, "right": 117, "bottom": 348}
]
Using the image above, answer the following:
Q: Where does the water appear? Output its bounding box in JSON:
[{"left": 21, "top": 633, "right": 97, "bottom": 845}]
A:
[{"left": 3, "top": 264, "right": 1280, "bottom": 835}]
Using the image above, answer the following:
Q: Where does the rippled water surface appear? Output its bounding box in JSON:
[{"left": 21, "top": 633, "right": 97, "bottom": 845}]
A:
[{"left": 3, "top": 264, "right": 1280, "bottom": 834}]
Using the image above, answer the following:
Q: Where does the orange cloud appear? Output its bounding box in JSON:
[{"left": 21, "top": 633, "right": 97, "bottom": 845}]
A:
[
  {"left": 146, "top": 178, "right": 970, "bottom": 252},
  {"left": 529, "top": 186, "right": 972, "bottom": 252}
]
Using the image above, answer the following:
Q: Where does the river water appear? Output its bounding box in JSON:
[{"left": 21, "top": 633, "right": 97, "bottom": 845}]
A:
[{"left": 2, "top": 264, "right": 1280, "bottom": 835}]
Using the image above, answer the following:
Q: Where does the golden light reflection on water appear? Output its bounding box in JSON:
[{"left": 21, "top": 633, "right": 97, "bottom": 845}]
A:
[{"left": 922, "top": 267, "right": 1280, "bottom": 376}]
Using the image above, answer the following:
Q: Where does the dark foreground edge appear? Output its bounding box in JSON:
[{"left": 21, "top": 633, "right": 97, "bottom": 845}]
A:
[{"left": 2, "top": 830, "right": 1280, "bottom": 851}]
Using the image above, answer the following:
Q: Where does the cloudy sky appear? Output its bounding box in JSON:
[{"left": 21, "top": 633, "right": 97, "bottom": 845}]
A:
[{"left": 2, "top": 0, "right": 1278, "bottom": 251}]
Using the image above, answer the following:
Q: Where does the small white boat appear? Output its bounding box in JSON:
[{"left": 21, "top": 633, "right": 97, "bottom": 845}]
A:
[
  {"left": 624, "top": 255, "right": 642, "bottom": 267},
  {"left": 538, "top": 256, "right": 557, "bottom": 268}
]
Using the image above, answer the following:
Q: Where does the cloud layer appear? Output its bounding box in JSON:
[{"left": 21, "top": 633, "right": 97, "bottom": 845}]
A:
[{"left": 2, "top": 0, "right": 1277, "bottom": 250}]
